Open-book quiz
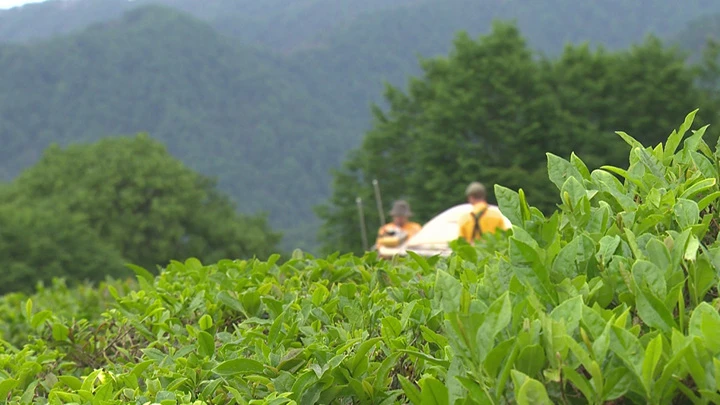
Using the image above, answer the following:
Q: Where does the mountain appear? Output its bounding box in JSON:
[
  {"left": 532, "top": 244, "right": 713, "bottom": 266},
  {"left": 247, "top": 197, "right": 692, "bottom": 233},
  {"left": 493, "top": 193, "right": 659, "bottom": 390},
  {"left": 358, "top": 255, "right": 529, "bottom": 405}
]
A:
[
  {"left": 0, "top": 0, "right": 423, "bottom": 53},
  {"left": 292, "top": 0, "right": 720, "bottom": 115},
  {"left": 8, "top": 0, "right": 715, "bottom": 126},
  {"left": 0, "top": 5, "right": 351, "bottom": 252},
  {"left": 2, "top": 0, "right": 720, "bottom": 253},
  {"left": 672, "top": 12, "right": 720, "bottom": 58},
  {"left": 3, "top": 0, "right": 720, "bottom": 54}
]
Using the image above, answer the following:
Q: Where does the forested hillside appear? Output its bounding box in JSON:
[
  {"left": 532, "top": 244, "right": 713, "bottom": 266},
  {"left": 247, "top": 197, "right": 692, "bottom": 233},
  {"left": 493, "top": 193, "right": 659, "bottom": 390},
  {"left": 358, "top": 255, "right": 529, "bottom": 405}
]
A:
[
  {"left": 0, "top": 5, "right": 350, "bottom": 251},
  {"left": 3, "top": 0, "right": 720, "bottom": 54},
  {"left": 292, "top": 0, "right": 720, "bottom": 113},
  {"left": 673, "top": 12, "right": 720, "bottom": 57},
  {"left": 2, "top": 0, "right": 720, "bottom": 252},
  {"left": 0, "top": 0, "right": 422, "bottom": 51}
]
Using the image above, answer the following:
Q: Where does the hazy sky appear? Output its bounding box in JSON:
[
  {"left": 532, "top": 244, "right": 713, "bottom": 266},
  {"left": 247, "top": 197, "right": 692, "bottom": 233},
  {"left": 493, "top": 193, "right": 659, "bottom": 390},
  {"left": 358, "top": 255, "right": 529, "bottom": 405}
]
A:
[{"left": 0, "top": 0, "right": 46, "bottom": 9}]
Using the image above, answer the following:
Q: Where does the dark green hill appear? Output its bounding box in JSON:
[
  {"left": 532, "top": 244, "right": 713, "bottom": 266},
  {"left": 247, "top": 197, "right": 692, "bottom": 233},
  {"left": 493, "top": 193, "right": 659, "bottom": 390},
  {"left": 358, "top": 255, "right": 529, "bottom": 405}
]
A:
[{"left": 0, "top": 5, "right": 349, "bottom": 252}]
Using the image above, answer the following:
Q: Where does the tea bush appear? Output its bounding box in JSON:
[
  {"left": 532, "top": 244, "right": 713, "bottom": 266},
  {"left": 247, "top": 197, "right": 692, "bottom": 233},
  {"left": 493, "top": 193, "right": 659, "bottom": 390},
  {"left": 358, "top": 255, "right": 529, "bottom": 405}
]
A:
[{"left": 1, "top": 110, "right": 720, "bottom": 404}]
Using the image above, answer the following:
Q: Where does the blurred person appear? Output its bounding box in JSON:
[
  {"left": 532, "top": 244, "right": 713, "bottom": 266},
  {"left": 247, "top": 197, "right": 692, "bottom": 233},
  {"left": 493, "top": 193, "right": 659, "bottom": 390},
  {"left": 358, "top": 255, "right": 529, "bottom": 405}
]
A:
[
  {"left": 375, "top": 200, "right": 422, "bottom": 249},
  {"left": 458, "top": 182, "right": 509, "bottom": 243}
]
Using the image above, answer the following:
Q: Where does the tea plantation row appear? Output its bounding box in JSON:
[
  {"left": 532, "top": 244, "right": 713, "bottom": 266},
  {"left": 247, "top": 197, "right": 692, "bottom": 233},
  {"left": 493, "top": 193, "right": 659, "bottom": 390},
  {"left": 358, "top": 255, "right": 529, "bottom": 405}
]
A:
[{"left": 1, "top": 110, "right": 720, "bottom": 404}]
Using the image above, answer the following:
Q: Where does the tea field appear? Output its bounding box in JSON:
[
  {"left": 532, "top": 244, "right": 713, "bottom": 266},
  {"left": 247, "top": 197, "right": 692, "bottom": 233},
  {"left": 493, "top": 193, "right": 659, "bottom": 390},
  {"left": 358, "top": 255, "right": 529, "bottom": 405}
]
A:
[{"left": 2, "top": 110, "right": 720, "bottom": 404}]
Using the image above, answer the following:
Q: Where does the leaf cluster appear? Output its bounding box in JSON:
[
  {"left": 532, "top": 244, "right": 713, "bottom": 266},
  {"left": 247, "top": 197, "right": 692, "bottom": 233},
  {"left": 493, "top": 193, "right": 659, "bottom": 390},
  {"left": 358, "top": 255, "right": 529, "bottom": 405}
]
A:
[{"left": 2, "top": 111, "right": 720, "bottom": 404}]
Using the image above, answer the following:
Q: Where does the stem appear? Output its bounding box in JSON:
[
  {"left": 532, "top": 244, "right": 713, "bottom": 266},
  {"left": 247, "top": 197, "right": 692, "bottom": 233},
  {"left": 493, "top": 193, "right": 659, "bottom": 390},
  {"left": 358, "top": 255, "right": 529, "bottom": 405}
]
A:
[{"left": 558, "top": 353, "right": 571, "bottom": 405}]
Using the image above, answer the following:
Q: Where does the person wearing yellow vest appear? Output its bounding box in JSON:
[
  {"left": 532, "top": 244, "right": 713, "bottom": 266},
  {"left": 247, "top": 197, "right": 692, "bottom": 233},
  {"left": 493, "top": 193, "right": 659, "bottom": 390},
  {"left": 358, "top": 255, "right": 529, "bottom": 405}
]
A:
[
  {"left": 458, "top": 182, "right": 509, "bottom": 243},
  {"left": 375, "top": 200, "right": 422, "bottom": 250}
]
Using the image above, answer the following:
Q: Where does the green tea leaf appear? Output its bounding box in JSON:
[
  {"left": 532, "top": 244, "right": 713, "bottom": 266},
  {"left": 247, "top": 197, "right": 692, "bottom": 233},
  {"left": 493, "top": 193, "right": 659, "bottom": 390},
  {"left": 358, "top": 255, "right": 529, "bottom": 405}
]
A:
[
  {"left": 125, "top": 263, "right": 155, "bottom": 284},
  {"left": 674, "top": 198, "right": 700, "bottom": 229},
  {"left": 51, "top": 322, "right": 70, "bottom": 341},
  {"left": 445, "top": 355, "right": 466, "bottom": 405},
  {"left": 216, "top": 291, "right": 245, "bottom": 313},
  {"left": 419, "top": 376, "right": 448, "bottom": 405},
  {"left": 570, "top": 152, "right": 591, "bottom": 180},
  {"left": 684, "top": 124, "right": 710, "bottom": 154},
  {"left": 599, "top": 165, "right": 645, "bottom": 193},
  {"left": 602, "top": 367, "right": 633, "bottom": 400},
  {"left": 680, "top": 178, "right": 716, "bottom": 200},
  {"left": 476, "top": 292, "right": 512, "bottom": 362},
  {"left": 635, "top": 284, "right": 676, "bottom": 333},
  {"left": 0, "top": 378, "right": 18, "bottom": 399},
  {"left": 615, "top": 131, "right": 644, "bottom": 150},
  {"left": 646, "top": 238, "right": 672, "bottom": 275},
  {"left": 684, "top": 234, "right": 700, "bottom": 262},
  {"left": 397, "top": 375, "right": 422, "bottom": 405},
  {"left": 213, "top": 358, "right": 265, "bottom": 376},
  {"left": 509, "top": 236, "right": 558, "bottom": 305},
  {"left": 665, "top": 109, "right": 698, "bottom": 160},
  {"left": 608, "top": 326, "right": 644, "bottom": 379},
  {"left": 689, "top": 302, "right": 720, "bottom": 354},
  {"left": 550, "top": 295, "right": 583, "bottom": 334},
  {"left": 30, "top": 310, "right": 52, "bottom": 329},
  {"left": 407, "top": 251, "right": 432, "bottom": 273},
  {"left": 20, "top": 381, "right": 39, "bottom": 404},
  {"left": 399, "top": 350, "right": 451, "bottom": 368},
  {"left": 434, "top": 270, "right": 463, "bottom": 314},
  {"left": 495, "top": 184, "right": 523, "bottom": 227},
  {"left": 697, "top": 191, "right": 720, "bottom": 211},
  {"left": 597, "top": 235, "right": 621, "bottom": 266},
  {"left": 198, "top": 331, "right": 215, "bottom": 358},
  {"left": 515, "top": 344, "right": 546, "bottom": 378},
  {"left": 512, "top": 370, "right": 552, "bottom": 405},
  {"left": 636, "top": 147, "right": 668, "bottom": 186},
  {"left": 58, "top": 375, "right": 82, "bottom": 390},
  {"left": 561, "top": 176, "right": 588, "bottom": 210},
  {"left": 642, "top": 334, "right": 663, "bottom": 392},
  {"left": 547, "top": 153, "right": 584, "bottom": 191},
  {"left": 373, "top": 352, "right": 402, "bottom": 392},
  {"left": 381, "top": 316, "right": 402, "bottom": 340},
  {"left": 24, "top": 298, "right": 32, "bottom": 320},
  {"left": 562, "top": 366, "right": 595, "bottom": 402},
  {"left": 199, "top": 314, "right": 213, "bottom": 330}
]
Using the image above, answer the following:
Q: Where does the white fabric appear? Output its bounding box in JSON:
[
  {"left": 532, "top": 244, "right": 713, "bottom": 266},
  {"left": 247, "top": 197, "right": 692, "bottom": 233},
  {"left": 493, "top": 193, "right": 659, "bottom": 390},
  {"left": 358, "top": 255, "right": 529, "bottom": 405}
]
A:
[
  {"left": 404, "top": 204, "right": 474, "bottom": 248},
  {"left": 376, "top": 203, "right": 513, "bottom": 257},
  {"left": 405, "top": 204, "right": 511, "bottom": 247}
]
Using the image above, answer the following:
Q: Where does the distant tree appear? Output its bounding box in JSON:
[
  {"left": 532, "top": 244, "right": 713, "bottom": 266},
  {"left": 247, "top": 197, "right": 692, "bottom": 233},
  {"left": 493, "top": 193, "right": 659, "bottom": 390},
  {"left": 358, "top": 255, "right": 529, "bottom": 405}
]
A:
[
  {"left": 317, "top": 22, "right": 571, "bottom": 255},
  {"left": 0, "top": 195, "right": 126, "bottom": 295},
  {"left": 3, "top": 134, "right": 282, "bottom": 275},
  {"left": 317, "top": 21, "right": 720, "bottom": 255},
  {"left": 545, "top": 37, "right": 719, "bottom": 168}
]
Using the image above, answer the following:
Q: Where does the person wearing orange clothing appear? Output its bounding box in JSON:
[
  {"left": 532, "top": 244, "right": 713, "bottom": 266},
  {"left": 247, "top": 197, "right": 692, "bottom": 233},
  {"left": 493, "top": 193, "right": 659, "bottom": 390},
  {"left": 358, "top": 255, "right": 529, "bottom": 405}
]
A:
[
  {"left": 375, "top": 200, "right": 422, "bottom": 250},
  {"left": 458, "top": 182, "right": 509, "bottom": 243}
]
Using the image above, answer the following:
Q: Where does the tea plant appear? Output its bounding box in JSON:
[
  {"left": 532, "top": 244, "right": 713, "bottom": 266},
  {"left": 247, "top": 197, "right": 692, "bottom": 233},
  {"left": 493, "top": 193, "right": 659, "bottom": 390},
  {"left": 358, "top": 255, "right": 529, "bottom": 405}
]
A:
[{"left": 1, "top": 110, "right": 720, "bottom": 404}]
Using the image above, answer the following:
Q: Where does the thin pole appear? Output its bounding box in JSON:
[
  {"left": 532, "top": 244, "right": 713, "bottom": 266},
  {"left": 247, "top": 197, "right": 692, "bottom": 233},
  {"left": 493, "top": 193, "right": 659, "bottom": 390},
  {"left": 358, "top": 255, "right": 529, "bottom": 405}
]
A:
[
  {"left": 356, "top": 197, "right": 369, "bottom": 251},
  {"left": 372, "top": 179, "right": 386, "bottom": 226}
]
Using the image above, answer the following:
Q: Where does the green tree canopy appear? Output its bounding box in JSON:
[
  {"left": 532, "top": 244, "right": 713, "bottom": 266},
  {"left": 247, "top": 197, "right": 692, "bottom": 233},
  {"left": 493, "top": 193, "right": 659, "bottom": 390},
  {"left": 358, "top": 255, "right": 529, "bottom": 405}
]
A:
[
  {"left": 1, "top": 134, "right": 281, "bottom": 293},
  {"left": 317, "top": 21, "right": 720, "bottom": 255},
  {"left": 0, "top": 195, "right": 127, "bottom": 295}
]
